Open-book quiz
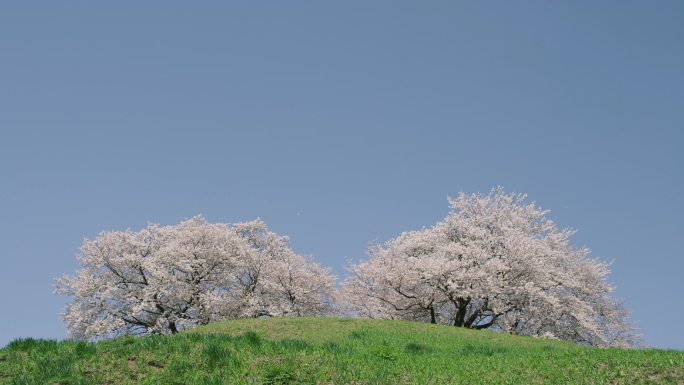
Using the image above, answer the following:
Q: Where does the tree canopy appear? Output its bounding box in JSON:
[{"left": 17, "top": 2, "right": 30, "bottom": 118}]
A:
[
  {"left": 56, "top": 216, "right": 335, "bottom": 339},
  {"left": 340, "top": 188, "right": 636, "bottom": 347},
  {"left": 56, "top": 189, "right": 637, "bottom": 347}
]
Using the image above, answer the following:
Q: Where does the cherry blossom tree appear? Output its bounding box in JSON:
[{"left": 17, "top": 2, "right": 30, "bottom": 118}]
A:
[
  {"left": 56, "top": 216, "right": 335, "bottom": 339},
  {"left": 340, "top": 188, "right": 637, "bottom": 347}
]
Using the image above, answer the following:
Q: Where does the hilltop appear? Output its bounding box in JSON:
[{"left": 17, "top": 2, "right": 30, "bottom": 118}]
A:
[{"left": 1, "top": 317, "right": 682, "bottom": 385}]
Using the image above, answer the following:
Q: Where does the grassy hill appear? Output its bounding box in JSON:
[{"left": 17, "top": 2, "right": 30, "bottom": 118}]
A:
[{"left": 1, "top": 317, "right": 682, "bottom": 385}]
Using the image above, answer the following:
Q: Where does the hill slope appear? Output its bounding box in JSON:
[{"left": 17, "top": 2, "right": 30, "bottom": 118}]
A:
[{"left": 1, "top": 317, "right": 682, "bottom": 385}]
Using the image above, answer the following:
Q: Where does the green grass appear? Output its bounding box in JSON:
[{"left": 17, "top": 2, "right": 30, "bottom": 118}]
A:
[{"left": 1, "top": 317, "right": 682, "bottom": 385}]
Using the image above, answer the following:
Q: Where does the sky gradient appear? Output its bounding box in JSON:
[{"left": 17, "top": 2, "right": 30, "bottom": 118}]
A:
[{"left": 1, "top": 1, "right": 682, "bottom": 349}]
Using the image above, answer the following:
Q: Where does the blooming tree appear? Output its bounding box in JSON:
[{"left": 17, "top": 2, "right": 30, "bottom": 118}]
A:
[
  {"left": 56, "top": 216, "right": 335, "bottom": 339},
  {"left": 340, "top": 188, "right": 637, "bottom": 347}
]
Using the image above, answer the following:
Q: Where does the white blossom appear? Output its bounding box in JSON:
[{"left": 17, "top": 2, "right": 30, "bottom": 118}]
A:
[
  {"left": 339, "top": 187, "right": 637, "bottom": 347},
  {"left": 56, "top": 215, "right": 335, "bottom": 339}
]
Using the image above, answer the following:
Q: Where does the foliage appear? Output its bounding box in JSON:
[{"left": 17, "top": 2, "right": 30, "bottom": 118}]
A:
[
  {"left": 340, "top": 188, "right": 637, "bottom": 347},
  {"left": 1, "top": 318, "right": 681, "bottom": 385},
  {"left": 55, "top": 216, "right": 335, "bottom": 339}
]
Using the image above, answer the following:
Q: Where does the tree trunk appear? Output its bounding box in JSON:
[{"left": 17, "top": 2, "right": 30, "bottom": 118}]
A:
[
  {"left": 430, "top": 307, "right": 436, "bottom": 324},
  {"left": 453, "top": 297, "right": 470, "bottom": 327},
  {"left": 454, "top": 306, "right": 466, "bottom": 327},
  {"left": 168, "top": 321, "right": 178, "bottom": 334}
]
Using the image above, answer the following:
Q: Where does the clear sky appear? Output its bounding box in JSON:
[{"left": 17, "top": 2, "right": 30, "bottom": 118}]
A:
[{"left": 1, "top": 1, "right": 682, "bottom": 349}]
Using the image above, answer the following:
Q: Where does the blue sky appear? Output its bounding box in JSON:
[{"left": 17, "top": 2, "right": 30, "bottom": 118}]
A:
[{"left": 1, "top": 1, "right": 682, "bottom": 349}]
